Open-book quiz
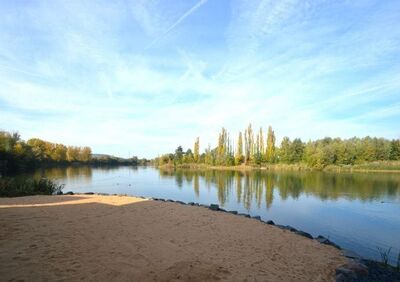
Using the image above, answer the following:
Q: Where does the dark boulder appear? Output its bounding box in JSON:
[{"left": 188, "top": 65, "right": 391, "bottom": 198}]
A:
[
  {"left": 294, "top": 230, "right": 313, "bottom": 239},
  {"left": 335, "top": 261, "right": 369, "bottom": 281},
  {"left": 316, "top": 235, "right": 341, "bottom": 249},
  {"left": 335, "top": 273, "right": 346, "bottom": 282},
  {"left": 336, "top": 267, "right": 357, "bottom": 280},
  {"left": 343, "top": 261, "right": 368, "bottom": 277},
  {"left": 282, "top": 225, "right": 297, "bottom": 232},
  {"left": 209, "top": 204, "right": 219, "bottom": 211},
  {"left": 252, "top": 215, "right": 261, "bottom": 220},
  {"left": 316, "top": 235, "right": 327, "bottom": 242},
  {"left": 84, "top": 192, "right": 94, "bottom": 195},
  {"left": 64, "top": 191, "right": 74, "bottom": 195},
  {"left": 266, "top": 220, "right": 275, "bottom": 225},
  {"left": 56, "top": 191, "right": 63, "bottom": 195},
  {"left": 342, "top": 249, "right": 361, "bottom": 260}
]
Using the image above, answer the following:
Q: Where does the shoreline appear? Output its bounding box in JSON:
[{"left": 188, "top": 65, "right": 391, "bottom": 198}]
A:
[{"left": 1, "top": 193, "right": 347, "bottom": 281}]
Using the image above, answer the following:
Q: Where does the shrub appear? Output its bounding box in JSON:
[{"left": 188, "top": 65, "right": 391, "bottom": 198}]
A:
[{"left": 0, "top": 177, "right": 63, "bottom": 197}]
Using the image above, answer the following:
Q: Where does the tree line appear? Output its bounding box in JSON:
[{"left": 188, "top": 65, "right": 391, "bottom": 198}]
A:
[
  {"left": 0, "top": 130, "right": 143, "bottom": 174},
  {"left": 156, "top": 124, "right": 400, "bottom": 169}
]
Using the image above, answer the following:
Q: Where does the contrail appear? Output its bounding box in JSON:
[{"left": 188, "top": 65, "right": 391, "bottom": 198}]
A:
[{"left": 145, "top": 0, "right": 208, "bottom": 50}]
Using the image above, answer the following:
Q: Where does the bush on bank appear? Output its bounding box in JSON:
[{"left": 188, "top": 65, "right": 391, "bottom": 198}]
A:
[{"left": 0, "top": 177, "right": 63, "bottom": 197}]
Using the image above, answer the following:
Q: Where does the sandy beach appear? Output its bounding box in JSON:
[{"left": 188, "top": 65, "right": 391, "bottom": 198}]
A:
[{"left": 0, "top": 195, "right": 345, "bottom": 281}]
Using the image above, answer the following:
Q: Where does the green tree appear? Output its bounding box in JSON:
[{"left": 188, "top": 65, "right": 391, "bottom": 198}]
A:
[
  {"left": 360, "top": 137, "right": 376, "bottom": 162},
  {"left": 27, "top": 138, "right": 48, "bottom": 161},
  {"left": 278, "top": 137, "right": 291, "bottom": 163},
  {"left": 389, "top": 140, "right": 400, "bottom": 160},
  {"left": 183, "top": 149, "right": 194, "bottom": 163},
  {"left": 0, "top": 131, "right": 20, "bottom": 152},
  {"left": 374, "top": 138, "right": 390, "bottom": 161},
  {"left": 290, "top": 138, "right": 304, "bottom": 163},
  {"left": 254, "top": 130, "right": 263, "bottom": 164},
  {"left": 174, "top": 146, "right": 183, "bottom": 164},
  {"left": 332, "top": 138, "right": 355, "bottom": 165}
]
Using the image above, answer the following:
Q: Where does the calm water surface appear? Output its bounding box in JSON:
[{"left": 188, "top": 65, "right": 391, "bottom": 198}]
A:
[{"left": 30, "top": 166, "right": 400, "bottom": 265}]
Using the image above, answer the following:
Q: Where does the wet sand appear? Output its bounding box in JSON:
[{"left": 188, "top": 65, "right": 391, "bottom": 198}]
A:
[{"left": 0, "top": 195, "right": 345, "bottom": 281}]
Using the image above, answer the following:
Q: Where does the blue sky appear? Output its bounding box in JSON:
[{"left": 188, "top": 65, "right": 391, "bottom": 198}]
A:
[{"left": 0, "top": 0, "right": 399, "bottom": 158}]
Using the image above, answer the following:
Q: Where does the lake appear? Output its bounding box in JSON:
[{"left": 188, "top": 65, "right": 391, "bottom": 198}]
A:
[{"left": 29, "top": 165, "right": 400, "bottom": 265}]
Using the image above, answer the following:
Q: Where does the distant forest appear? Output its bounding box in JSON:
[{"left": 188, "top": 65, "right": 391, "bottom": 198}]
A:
[
  {"left": 156, "top": 124, "right": 400, "bottom": 169},
  {"left": 0, "top": 130, "right": 146, "bottom": 174}
]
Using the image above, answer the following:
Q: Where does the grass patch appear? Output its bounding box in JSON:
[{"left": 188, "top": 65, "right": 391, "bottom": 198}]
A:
[
  {"left": 0, "top": 177, "right": 64, "bottom": 197},
  {"left": 158, "top": 161, "right": 400, "bottom": 172},
  {"left": 352, "top": 161, "right": 400, "bottom": 171}
]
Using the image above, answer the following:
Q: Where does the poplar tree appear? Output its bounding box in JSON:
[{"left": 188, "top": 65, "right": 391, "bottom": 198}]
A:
[
  {"left": 245, "top": 124, "right": 254, "bottom": 163},
  {"left": 266, "top": 126, "right": 276, "bottom": 163},
  {"left": 255, "top": 132, "right": 262, "bottom": 164},
  {"left": 217, "top": 128, "right": 228, "bottom": 165},
  {"left": 259, "top": 127, "right": 264, "bottom": 158},
  {"left": 194, "top": 137, "right": 200, "bottom": 163},
  {"left": 226, "top": 134, "right": 235, "bottom": 165},
  {"left": 244, "top": 129, "right": 249, "bottom": 163},
  {"left": 205, "top": 144, "right": 214, "bottom": 165},
  {"left": 235, "top": 132, "right": 244, "bottom": 165}
]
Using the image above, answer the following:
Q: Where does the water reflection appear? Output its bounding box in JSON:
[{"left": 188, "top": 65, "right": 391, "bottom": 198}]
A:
[
  {"left": 31, "top": 166, "right": 139, "bottom": 185},
  {"left": 33, "top": 166, "right": 93, "bottom": 182},
  {"left": 159, "top": 169, "right": 400, "bottom": 210}
]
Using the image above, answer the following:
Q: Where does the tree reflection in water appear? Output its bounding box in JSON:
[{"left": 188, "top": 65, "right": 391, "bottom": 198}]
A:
[{"left": 159, "top": 169, "right": 400, "bottom": 210}]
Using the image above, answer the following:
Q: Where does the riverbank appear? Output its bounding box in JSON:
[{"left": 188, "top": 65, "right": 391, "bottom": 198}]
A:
[
  {"left": 0, "top": 194, "right": 346, "bottom": 281},
  {"left": 158, "top": 160, "right": 400, "bottom": 173}
]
